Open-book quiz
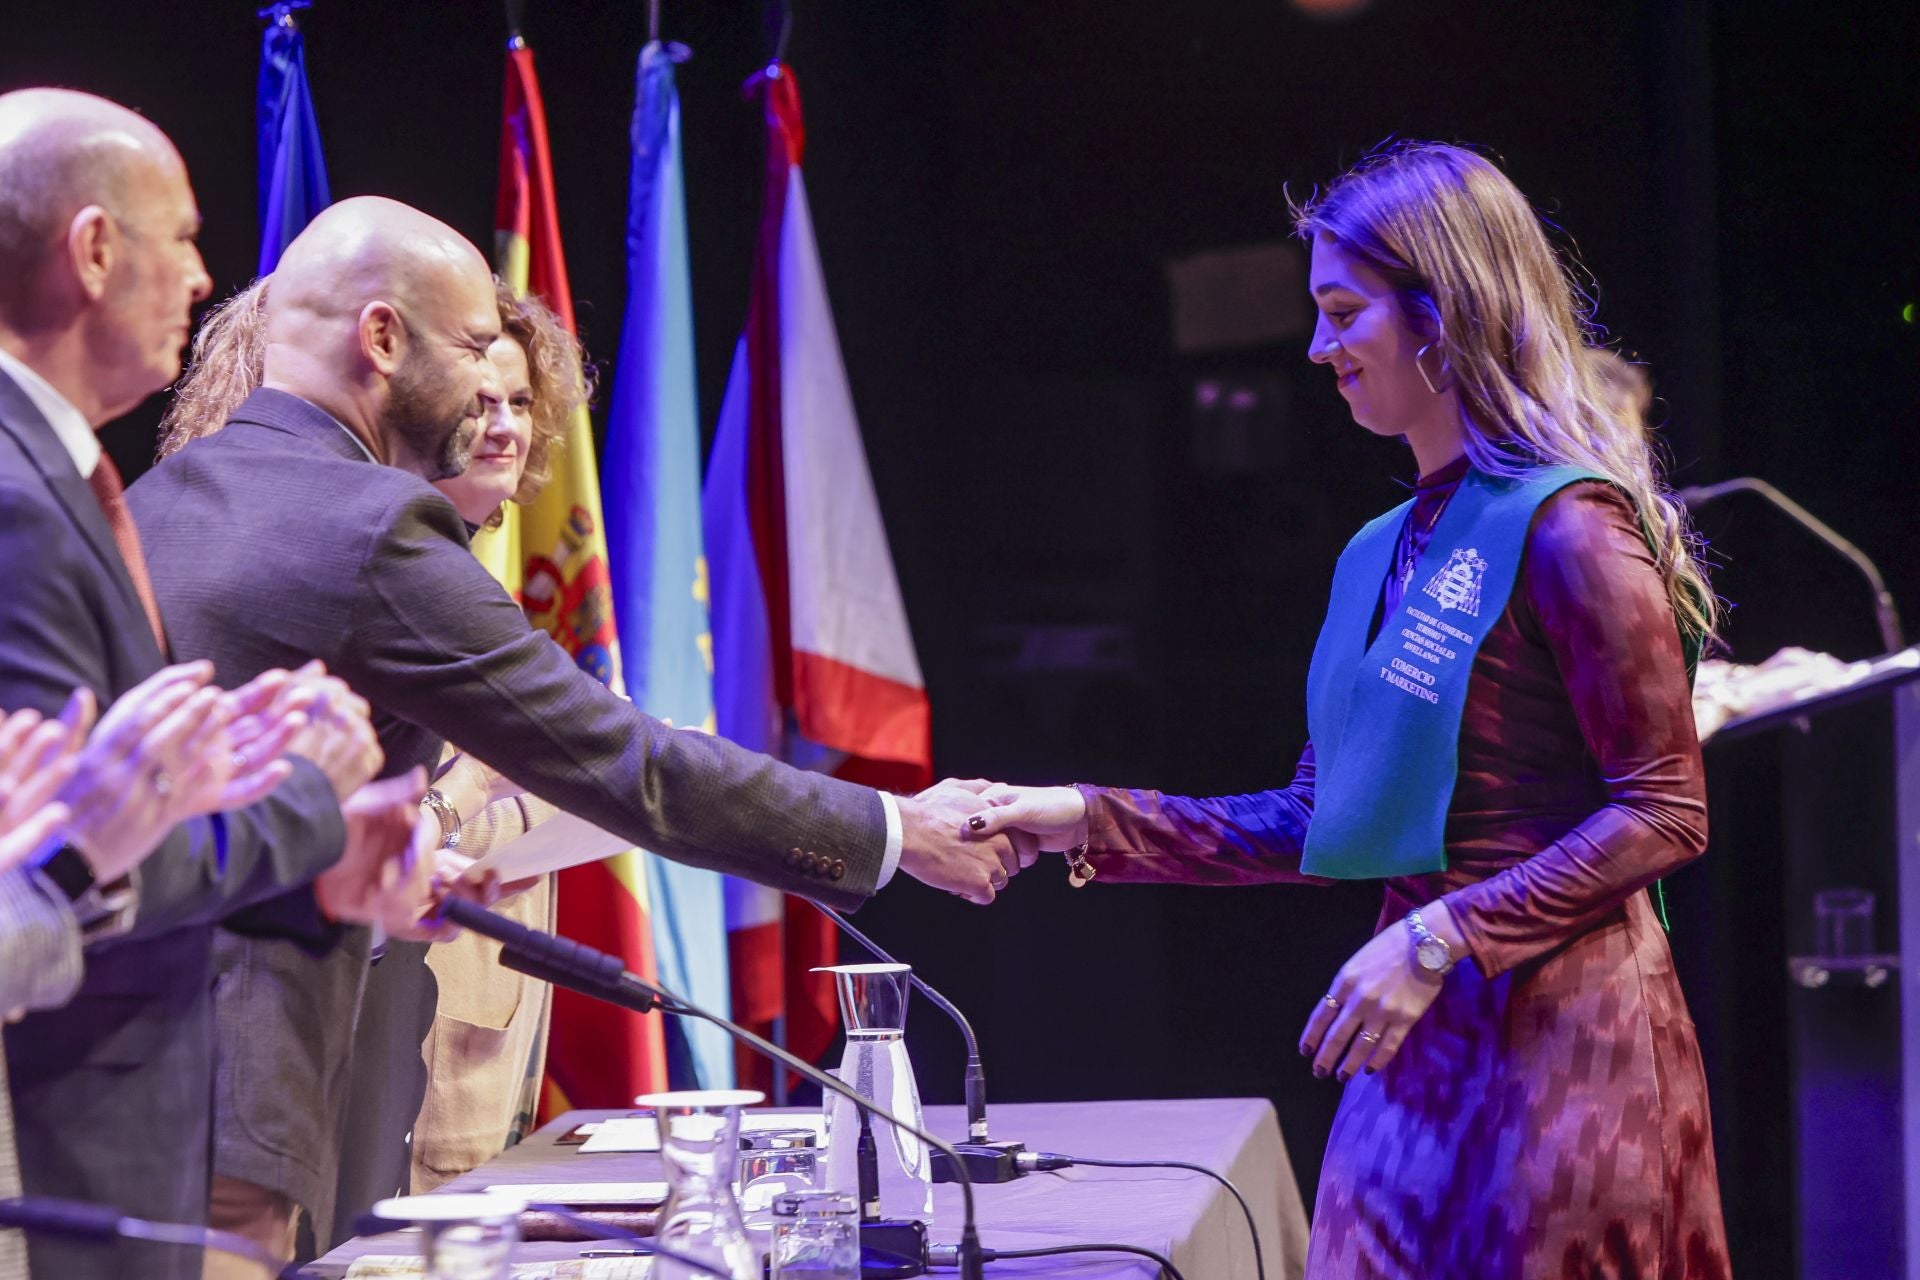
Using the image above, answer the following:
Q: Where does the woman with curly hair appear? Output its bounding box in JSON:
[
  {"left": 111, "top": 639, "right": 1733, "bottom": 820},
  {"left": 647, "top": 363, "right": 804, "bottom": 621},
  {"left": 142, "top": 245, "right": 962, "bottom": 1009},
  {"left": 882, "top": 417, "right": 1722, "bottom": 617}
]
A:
[{"left": 966, "top": 142, "right": 1729, "bottom": 1278}]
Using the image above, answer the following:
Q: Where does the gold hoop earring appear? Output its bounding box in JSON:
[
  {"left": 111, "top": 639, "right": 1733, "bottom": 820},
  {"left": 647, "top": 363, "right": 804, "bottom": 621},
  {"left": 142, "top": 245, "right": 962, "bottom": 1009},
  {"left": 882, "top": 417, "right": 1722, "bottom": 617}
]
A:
[{"left": 1415, "top": 341, "right": 1446, "bottom": 395}]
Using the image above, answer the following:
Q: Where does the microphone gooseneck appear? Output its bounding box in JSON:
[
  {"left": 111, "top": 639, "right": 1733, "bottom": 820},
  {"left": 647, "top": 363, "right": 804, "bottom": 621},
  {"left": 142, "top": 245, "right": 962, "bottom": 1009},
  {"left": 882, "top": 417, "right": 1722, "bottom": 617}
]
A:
[
  {"left": 439, "top": 897, "right": 658, "bottom": 1011},
  {"left": 856, "top": 1107, "right": 883, "bottom": 1222},
  {"left": 0, "top": 1196, "right": 300, "bottom": 1279},
  {"left": 438, "top": 895, "right": 987, "bottom": 1280},
  {"left": 1677, "top": 476, "right": 1904, "bottom": 653},
  {"left": 814, "top": 903, "right": 990, "bottom": 1145}
]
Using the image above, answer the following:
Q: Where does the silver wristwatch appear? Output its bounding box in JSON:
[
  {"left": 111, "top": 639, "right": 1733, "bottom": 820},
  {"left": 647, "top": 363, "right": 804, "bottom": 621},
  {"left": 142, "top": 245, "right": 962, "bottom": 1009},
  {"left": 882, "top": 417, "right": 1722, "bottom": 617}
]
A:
[
  {"left": 421, "top": 788, "right": 462, "bottom": 850},
  {"left": 1406, "top": 907, "right": 1456, "bottom": 976}
]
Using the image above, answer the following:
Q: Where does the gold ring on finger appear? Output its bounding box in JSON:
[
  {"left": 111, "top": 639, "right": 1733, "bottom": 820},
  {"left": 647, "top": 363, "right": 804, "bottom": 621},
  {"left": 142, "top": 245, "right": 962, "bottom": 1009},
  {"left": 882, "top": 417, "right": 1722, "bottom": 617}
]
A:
[
  {"left": 1322, "top": 995, "right": 1341, "bottom": 1011},
  {"left": 1357, "top": 1029, "right": 1381, "bottom": 1044},
  {"left": 150, "top": 769, "right": 172, "bottom": 798}
]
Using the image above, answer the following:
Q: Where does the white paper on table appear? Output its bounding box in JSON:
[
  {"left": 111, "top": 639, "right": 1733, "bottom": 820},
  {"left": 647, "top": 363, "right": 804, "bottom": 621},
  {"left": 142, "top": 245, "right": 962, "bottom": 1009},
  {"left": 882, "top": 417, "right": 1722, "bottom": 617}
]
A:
[
  {"left": 486, "top": 1181, "right": 668, "bottom": 1205},
  {"left": 467, "top": 809, "right": 632, "bottom": 880},
  {"left": 577, "top": 1118, "right": 660, "bottom": 1153},
  {"left": 576, "top": 1112, "right": 824, "bottom": 1154},
  {"left": 347, "top": 1260, "right": 648, "bottom": 1278}
]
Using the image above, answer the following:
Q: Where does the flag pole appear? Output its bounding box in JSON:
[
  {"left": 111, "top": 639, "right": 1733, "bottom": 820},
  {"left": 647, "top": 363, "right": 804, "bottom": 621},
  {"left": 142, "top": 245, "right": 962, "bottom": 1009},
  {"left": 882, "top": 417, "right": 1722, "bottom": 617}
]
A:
[{"left": 255, "top": 0, "right": 311, "bottom": 27}]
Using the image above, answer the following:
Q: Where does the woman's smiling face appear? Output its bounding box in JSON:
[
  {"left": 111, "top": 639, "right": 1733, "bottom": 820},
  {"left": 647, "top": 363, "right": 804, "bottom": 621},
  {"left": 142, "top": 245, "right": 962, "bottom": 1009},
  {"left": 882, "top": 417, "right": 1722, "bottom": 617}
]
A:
[
  {"left": 1306, "top": 232, "right": 1448, "bottom": 446},
  {"left": 435, "top": 335, "right": 534, "bottom": 526}
]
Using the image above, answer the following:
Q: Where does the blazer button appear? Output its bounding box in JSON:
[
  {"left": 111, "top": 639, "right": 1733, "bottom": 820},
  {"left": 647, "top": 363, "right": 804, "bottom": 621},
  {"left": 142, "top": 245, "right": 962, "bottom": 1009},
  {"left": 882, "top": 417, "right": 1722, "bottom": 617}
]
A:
[
  {"left": 830, "top": 858, "right": 846, "bottom": 881},
  {"left": 786, "top": 848, "right": 803, "bottom": 869}
]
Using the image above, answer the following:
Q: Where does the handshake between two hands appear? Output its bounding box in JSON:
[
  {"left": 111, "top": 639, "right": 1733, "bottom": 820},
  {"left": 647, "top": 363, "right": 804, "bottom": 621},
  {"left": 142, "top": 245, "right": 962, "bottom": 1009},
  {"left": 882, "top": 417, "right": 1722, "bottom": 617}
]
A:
[
  {"left": 889, "top": 775, "right": 1451, "bottom": 1080},
  {"left": 892, "top": 777, "right": 1092, "bottom": 905},
  {"left": 0, "top": 660, "right": 489, "bottom": 945}
]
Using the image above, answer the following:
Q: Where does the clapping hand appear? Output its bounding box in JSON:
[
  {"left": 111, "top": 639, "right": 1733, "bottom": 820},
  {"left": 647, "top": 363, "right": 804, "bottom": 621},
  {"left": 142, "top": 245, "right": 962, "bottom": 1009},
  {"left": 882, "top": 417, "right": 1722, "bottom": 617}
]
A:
[
  {"left": 313, "top": 766, "right": 445, "bottom": 939},
  {"left": 55, "top": 662, "right": 251, "bottom": 881},
  {"left": 0, "top": 702, "right": 85, "bottom": 874},
  {"left": 233, "top": 660, "right": 383, "bottom": 800}
]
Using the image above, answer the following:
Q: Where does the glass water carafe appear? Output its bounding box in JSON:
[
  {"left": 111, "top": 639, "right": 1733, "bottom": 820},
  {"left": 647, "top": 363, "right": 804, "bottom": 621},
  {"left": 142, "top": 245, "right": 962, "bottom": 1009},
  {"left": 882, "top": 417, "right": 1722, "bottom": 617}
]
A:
[
  {"left": 814, "top": 963, "right": 934, "bottom": 1222},
  {"left": 637, "top": 1089, "right": 766, "bottom": 1279}
]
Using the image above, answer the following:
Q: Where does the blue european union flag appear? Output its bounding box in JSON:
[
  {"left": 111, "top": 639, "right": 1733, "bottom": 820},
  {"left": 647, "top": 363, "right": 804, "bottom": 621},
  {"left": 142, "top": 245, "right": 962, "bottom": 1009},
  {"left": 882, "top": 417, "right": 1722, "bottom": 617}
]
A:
[
  {"left": 256, "top": 3, "right": 330, "bottom": 273},
  {"left": 605, "top": 41, "right": 736, "bottom": 1090}
]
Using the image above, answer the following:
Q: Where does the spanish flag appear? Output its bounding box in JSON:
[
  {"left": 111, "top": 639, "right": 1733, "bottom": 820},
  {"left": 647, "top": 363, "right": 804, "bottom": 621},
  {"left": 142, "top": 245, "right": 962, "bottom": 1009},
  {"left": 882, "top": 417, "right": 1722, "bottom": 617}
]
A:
[{"left": 483, "top": 34, "right": 669, "bottom": 1110}]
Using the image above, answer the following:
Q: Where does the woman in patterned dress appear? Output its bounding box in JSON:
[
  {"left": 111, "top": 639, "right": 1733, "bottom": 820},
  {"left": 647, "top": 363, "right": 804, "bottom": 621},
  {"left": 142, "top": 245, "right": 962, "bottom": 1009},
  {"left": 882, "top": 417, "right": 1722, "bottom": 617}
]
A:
[{"left": 966, "top": 142, "right": 1731, "bottom": 1279}]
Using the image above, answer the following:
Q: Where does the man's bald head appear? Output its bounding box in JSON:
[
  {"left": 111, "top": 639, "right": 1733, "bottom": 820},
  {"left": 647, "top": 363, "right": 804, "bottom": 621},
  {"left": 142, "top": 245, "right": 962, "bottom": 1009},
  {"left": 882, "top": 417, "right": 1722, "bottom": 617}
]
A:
[
  {"left": 0, "top": 88, "right": 210, "bottom": 425},
  {"left": 0, "top": 88, "right": 180, "bottom": 291},
  {"left": 261, "top": 196, "right": 502, "bottom": 482},
  {"left": 268, "top": 197, "right": 493, "bottom": 346}
]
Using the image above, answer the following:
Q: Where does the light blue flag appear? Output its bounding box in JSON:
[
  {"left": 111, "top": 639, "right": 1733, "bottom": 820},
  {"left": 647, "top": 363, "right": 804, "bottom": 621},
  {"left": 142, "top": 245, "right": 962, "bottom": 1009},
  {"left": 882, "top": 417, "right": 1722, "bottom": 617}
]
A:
[
  {"left": 605, "top": 40, "right": 736, "bottom": 1090},
  {"left": 256, "top": 2, "right": 330, "bottom": 273}
]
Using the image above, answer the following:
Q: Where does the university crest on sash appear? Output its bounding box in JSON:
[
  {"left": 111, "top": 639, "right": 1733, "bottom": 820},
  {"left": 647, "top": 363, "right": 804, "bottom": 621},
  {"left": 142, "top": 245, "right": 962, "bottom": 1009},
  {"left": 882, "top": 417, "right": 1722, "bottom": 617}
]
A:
[{"left": 1422, "top": 547, "right": 1489, "bottom": 617}]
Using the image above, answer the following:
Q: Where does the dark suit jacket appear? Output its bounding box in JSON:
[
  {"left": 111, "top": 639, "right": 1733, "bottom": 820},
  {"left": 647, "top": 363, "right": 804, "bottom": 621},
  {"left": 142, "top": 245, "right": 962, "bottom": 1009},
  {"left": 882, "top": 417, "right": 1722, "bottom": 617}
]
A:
[
  {"left": 0, "top": 369, "right": 347, "bottom": 1280},
  {"left": 127, "top": 388, "right": 887, "bottom": 1241}
]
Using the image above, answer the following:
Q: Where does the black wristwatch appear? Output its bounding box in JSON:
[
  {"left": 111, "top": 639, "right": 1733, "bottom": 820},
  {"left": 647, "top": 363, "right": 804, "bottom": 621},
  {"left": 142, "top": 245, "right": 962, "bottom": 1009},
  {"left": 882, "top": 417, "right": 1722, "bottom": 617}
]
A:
[
  {"left": 32, "top": 843, "right": 137, "bottom": 941},
  {"left": 34, "top": 843, "right": 96, "bottom": 902}
]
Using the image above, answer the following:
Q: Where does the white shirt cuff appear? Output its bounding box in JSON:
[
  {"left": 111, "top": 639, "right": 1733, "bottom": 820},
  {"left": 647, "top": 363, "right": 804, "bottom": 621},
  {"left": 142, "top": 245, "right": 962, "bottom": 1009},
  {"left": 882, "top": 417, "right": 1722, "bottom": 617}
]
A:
[{"left": 876, "top": 792, "right": 904, "bottom": 889}]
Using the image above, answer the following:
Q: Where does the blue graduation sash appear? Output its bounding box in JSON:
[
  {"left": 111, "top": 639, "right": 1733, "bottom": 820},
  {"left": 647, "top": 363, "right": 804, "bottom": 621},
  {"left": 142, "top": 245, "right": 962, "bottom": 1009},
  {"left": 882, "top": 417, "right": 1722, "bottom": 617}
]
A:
[{"left": 1300, "top": 465, "right": 1602, "bottom": 880}]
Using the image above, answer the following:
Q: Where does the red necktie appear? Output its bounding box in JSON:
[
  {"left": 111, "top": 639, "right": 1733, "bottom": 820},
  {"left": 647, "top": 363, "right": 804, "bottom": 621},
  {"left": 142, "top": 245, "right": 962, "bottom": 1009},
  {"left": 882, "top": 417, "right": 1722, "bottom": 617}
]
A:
[{"left": 86, "top": 454, "right": 168, "bottom": 652}]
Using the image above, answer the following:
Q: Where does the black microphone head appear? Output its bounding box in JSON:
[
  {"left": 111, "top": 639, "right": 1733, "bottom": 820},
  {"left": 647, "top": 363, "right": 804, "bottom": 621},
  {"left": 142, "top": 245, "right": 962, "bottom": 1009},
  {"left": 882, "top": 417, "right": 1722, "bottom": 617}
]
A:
[
  {"left": 435, "top": 893, "right": 499, "bottom": 933},
  {"left": 349, "top": 1211, "right": 397, "bottom": 1238},
  {"left": 0, "top": 1196, "right": 123, "bottom": 1241}
]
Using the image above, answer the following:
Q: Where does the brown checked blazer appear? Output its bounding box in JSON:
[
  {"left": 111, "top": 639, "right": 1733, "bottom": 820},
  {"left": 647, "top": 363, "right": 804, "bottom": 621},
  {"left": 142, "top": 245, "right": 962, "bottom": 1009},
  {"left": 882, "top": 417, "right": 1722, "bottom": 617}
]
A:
[{"left": 127, "top": 388, "right": 886, "bottom": 1246}]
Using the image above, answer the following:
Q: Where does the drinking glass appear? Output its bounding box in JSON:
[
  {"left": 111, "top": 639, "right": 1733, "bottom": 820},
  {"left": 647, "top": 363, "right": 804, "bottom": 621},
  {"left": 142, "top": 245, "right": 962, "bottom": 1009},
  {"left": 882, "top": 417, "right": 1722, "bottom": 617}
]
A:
[
  {"left": 770, "top": 1190, "right": 860, "bottom": 1279},
  {"left": 370, "top": 1193, "right": 522, "bottom": 1280},
  {"left": 636, "top": 1088, "right": 766, "bottom": 1280}
]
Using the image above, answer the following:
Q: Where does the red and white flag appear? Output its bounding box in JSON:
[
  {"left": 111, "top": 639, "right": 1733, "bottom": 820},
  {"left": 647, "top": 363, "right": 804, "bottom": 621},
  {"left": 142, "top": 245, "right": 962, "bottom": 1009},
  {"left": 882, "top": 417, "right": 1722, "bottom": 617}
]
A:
[{"left": 702, "top": 62, "right": 932, "bottom": 1087}]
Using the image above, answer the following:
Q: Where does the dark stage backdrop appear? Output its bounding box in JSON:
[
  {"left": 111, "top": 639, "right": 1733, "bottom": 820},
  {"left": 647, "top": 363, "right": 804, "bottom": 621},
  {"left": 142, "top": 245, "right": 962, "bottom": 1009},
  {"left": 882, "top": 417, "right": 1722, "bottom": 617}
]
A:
[{"left": 6, "top": 3, "right": 1915, "bottom": 1274}]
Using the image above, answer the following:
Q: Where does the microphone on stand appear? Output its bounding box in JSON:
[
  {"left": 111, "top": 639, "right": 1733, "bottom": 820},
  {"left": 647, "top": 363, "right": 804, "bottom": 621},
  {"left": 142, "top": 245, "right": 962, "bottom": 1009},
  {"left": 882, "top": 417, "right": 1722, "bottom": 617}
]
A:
[
  {"left": 435, "top": 895, "right": 984, "bottom": 1280},
  {"left": 813, "top": 903, "right": 1027, "bottom": 1185},
  {"left": 1678, "top": 476, "right": 1905, "bottom": 653},
  {"left": 0, "top": 1195, "right": 301, "bottom": 1278}
]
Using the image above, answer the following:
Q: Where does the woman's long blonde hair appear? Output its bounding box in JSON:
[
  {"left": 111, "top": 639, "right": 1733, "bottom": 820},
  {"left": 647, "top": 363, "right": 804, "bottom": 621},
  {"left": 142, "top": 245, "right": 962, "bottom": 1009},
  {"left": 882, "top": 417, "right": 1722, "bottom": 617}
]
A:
[
  {"left": 1293, "top": 141, "right": 1715, "bottom": 645},
  {"left": 158, "top": 277, "right": 588, "bottom": 528}
]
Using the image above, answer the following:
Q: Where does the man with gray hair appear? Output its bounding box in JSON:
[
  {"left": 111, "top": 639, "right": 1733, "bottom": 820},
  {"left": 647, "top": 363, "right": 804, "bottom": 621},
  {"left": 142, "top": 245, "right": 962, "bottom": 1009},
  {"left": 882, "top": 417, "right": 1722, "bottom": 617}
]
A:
[{"left": 0, "top": 88, "right": 440, "bottom": 1280}]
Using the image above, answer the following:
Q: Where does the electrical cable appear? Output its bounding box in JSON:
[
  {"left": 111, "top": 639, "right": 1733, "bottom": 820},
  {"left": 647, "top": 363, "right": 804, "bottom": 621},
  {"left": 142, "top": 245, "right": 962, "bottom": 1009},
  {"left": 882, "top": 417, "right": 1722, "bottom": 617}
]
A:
[
  {"left": 967, "top": 1242, "right": 1187, "bottom": 1280},
  {"left": 440, "top": 895, "right": 987, "bottom": 1278},
  {"left": 1022, "top": 1153, "right": 1263, "bottom": 1280}
]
